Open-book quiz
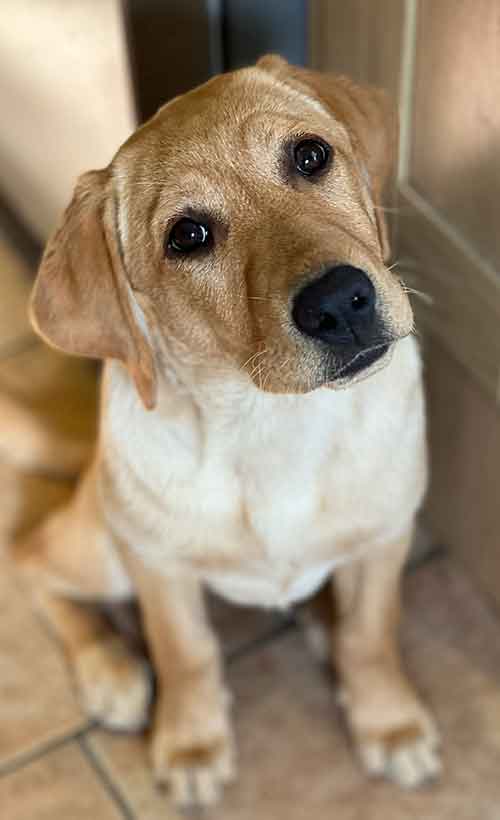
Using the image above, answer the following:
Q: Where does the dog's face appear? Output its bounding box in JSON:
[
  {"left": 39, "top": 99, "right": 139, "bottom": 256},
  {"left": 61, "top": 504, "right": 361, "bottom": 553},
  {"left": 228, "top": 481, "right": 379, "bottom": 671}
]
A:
[{"left": 31, "top": 56, "right": 413, "bottom": 408}]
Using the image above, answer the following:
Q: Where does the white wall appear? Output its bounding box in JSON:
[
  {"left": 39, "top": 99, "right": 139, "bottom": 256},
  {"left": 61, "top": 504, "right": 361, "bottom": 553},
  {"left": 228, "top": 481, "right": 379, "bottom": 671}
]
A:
[{"left": 0, "top": 0, "right": 135, "bottom": 240}]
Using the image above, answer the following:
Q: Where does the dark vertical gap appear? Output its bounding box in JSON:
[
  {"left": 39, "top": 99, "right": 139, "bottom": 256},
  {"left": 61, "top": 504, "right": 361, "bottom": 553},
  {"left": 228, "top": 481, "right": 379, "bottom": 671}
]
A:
[
  {"left": 206, "top": 0, "right": 224, "bottom": 75},
  {"left": 120, "top": 0, "right": 141, "bottom": 127},
  {"left": 222, "top": 0, "right": 308, "bottom": 71},
  {"left": 122, "top": 1, "right": 311, "bottom": 124},
  {"left": 220, "top": 0, "right": 230, "bottom": 72},
  {"left": 124, "top": 0, "right": 221, "bottom": 123}
]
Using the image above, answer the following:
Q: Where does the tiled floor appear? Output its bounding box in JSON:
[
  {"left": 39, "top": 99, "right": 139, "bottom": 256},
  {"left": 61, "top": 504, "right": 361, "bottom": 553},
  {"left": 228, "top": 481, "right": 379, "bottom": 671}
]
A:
[{"left": 2, "top": 237, "right": 500, "bottom": 818}]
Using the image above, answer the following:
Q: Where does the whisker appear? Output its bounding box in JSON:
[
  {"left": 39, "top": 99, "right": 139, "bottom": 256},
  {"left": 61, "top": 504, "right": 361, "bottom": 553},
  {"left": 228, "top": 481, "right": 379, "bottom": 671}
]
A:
[
  {"left": 257, "top": 363, "right": 265, "bottom": 391},
  {"left": 261, "top": 366, "right": 272, "bottom": 391},
  {"left": 249, "top": 354, "right": 268, "bottom": 382},
  {"left": 240, "top": 348, "right": 268, "bottom": 373},
  {"left": 401, "top": 284, "right": 434, "bottom": 306},
  {"left": 396, "top": 270, "right": 434, "bottom": 307},
  {"left": 374, "top": 205, "right": 400, "bottom": 214}
]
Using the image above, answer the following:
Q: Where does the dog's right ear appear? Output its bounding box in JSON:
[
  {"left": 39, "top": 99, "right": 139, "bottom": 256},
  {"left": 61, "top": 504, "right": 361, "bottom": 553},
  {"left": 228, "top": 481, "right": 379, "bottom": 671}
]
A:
[{"left": 31, "top": 169, "right": 157, "bottom": 410}]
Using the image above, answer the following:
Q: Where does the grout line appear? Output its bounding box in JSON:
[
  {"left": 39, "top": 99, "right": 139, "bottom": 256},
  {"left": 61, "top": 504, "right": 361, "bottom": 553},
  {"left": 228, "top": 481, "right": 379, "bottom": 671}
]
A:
[
  {"left": 225, "top": 547, "right": 446, "bottom": 665},
  {"left": 225, "top": 616, "right": 297, "bottom": 664},
  {"left": 224, "top": 545, "right": 446, "bottom": 666},
  {"left": 79, "top": 735, "right": 136, "bottom": 820},
  {"left": 0, "top": 724, "right": 91, "bottom": 778}
]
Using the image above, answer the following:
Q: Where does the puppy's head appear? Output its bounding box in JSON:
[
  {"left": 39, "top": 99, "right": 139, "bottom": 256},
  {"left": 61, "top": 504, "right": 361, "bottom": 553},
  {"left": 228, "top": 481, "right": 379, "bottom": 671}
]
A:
[{"left": 31, "top": 55, "right": 412, "bottom": 408}]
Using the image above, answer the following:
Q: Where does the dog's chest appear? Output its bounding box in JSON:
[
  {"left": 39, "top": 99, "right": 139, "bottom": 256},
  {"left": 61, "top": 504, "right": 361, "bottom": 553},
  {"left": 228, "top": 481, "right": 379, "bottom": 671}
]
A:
[
  {"left": 104, "top": 339, "right": 424, "bottom": 608},
  {"left": 170, "top": 404, "right": 407, "bottom": 606}
]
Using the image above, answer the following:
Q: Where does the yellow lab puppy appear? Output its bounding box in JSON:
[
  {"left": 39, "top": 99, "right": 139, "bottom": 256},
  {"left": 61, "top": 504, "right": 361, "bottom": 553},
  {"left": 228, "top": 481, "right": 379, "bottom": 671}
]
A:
[
  {"left": 16, "top": 56, "right": 439, "bottom": 808},
  {"left": 0, "top": 392, "right": 88, "bottom": 475}
]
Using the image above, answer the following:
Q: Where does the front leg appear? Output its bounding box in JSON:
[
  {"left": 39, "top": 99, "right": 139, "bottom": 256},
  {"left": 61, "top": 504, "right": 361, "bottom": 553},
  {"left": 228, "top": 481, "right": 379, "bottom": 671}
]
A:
[
  {"left": 125, "top": 553, "right": 235, "bottom": 809},
  {"left": 332, "top": 527, "right": 441, "bottom": 788}
]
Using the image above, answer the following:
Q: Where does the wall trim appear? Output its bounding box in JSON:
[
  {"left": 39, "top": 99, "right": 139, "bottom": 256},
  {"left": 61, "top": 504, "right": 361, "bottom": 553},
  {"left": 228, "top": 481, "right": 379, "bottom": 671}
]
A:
[{"left": 398, "top": 183, "right": 500, "bottom": 399}]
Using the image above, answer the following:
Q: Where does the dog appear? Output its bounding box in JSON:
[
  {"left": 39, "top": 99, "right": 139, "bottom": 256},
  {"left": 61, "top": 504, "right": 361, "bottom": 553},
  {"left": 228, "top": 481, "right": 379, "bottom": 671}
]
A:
[
  {"left": 14, "top": 55, "right": 440, "bottom": 808},
  {"left": 0, "top": 392, "right": 89, "bottom": 476},
  {"left": 0, "top": 392, "right": 90, "bottom": 545}
]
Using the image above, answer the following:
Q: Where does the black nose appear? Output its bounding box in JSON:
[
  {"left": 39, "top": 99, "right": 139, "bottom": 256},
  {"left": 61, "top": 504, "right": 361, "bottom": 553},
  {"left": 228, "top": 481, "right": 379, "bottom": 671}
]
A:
[{"left": 292, "top": 265, "right": 376, "bottom": 346}]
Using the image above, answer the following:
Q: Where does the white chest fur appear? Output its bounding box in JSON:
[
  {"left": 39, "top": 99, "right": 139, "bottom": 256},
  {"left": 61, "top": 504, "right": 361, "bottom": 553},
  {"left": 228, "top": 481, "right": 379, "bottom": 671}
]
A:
[{"left": 101, "top": 337, "right": 426, "bottom": 609}]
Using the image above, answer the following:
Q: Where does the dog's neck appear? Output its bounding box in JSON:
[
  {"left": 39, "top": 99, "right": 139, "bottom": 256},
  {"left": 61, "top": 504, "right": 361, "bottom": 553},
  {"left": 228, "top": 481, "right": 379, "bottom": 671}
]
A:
[
  {"left": 103, "top": 355, "right": 322, "bottom": 432},
  {"left": 100, "top": 335, "right": 419, "bottom": 460}
]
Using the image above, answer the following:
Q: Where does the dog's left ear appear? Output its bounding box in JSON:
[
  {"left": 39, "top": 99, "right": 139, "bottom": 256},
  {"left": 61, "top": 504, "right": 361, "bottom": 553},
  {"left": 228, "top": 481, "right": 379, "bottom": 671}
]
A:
[
  {"left": 31, "top": 169, "right": 157, "bottom": 409},
  {"left": 257, "top": 55, "right": 397, "bottom": 262}
]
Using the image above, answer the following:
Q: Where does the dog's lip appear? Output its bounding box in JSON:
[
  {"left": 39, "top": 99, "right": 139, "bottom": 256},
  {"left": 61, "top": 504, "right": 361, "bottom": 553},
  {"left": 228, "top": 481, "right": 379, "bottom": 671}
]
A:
[
  {"left": 337, "top": 342, "right": 390, "bottom": 378},
  {"left": 323, "top": 341, "right": 392, "bottom": 388}
]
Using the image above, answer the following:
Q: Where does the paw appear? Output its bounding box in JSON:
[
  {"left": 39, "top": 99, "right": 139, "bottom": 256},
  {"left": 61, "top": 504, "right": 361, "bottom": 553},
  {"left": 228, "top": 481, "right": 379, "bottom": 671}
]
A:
[
  {"left": 355, "top": 709, "right": 441, "bottom": 788},
  {"left": 152, "top": 712, "right": 236, "bottom": 808},
  {"left": 74, "top": 638, "right": 151, "bottom": 731}
]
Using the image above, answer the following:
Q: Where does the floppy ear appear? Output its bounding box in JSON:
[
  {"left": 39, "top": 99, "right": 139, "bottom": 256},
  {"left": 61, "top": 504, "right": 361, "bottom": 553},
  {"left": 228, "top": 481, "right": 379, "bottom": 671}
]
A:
[
  {"left": 257, "top": 55, "right": 397, "bottom": 262},
  {"left": 31, "top": 169, "right": 157, "bottom": 409}
]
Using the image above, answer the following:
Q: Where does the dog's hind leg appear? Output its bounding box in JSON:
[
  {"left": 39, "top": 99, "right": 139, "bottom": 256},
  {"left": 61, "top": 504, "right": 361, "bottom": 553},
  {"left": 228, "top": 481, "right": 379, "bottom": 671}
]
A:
[
  {"left": 11, "top": 474, "right": 151, "bottom": 731},
  {"left": 35, "top": 591, "right": 151, "bottom": 730},
  {"left": 0, "top": 393, "right": 89, "bottom": 475}
]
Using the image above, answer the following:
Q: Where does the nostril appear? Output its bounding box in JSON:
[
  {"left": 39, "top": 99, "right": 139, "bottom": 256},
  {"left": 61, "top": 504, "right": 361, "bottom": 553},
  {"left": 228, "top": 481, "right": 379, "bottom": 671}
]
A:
[{"left": 317, "top": 311, "right": 338, "bottom": 332}]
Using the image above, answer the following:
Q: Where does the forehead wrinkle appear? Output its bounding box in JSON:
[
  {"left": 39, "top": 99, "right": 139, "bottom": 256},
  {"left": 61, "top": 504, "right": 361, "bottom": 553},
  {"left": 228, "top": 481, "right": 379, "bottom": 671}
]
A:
[
  {"left": 114, "top": 70, "right": 359, "bottom": 244},
  {"left": 113, "top": 165, "right": 131, "bottom": 247},
  {"left": 252, "top": 67, "right": 331, "bottom": 118},
  {"left": 116, "top": 73, "right": 349, "bottom": 206},
  {"left": 138, "top": 152, "right": 259, "bottom": 225},
  {"left": 156, "top": 175, "right": 230, "bottom": 219},
  {"left": 154, "top": 75, "right": 338, "bottom": 166}
]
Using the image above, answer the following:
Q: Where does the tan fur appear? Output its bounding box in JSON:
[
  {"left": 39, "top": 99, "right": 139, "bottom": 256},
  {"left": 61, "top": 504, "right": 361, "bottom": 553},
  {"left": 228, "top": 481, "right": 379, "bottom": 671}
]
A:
[
  {"left": 13, "top": 57, "right": 439, "bottom": 808},
  {"left": 333, "top": 530, "right": 440, "bottom": 786},
  {"left": 0, "top": 393, "right": 89, "bottom": 475}
]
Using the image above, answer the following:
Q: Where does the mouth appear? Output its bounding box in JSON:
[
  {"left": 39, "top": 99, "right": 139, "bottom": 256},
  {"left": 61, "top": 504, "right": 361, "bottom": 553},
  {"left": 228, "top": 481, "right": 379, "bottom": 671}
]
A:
[{"left": 327, "top": 341, "right": 391, "bottom": 384}]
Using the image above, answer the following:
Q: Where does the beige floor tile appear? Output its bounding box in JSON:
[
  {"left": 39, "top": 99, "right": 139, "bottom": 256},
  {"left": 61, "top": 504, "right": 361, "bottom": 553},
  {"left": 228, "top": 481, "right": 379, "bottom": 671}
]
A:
[
  {"left": 0, "top": 743, "right": 124, "bottom": 820},
  {"left": 87, "top": 630, "right": 355, "bottom": 820},
  {"left": 0, "top": 557, "right": 87, "bottom": 770},
  {"left": 0, "top": 240, "right": 33, "bottom": 349},
  {"left": 86, "top": 733, "right": 176, "bottom": 820},
  {"left": 87, "top": 560, "right": 500, "bottom": 819}
]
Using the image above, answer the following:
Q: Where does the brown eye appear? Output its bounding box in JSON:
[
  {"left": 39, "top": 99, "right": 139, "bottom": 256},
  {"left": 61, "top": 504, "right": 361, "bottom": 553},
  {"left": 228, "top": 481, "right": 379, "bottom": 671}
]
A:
[
  {"left": 167, "top": 218, "right": 210, "bottom": 254},
  {"left": 294, "top": 138, "right": 330, "bottom": 177}
]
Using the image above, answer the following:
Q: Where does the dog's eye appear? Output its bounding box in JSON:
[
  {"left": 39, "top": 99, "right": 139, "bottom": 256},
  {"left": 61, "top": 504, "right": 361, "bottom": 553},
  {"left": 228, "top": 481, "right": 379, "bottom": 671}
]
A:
[
  {"left": 294, "top": 138, "right": 330, "bottom": 177},
  {"left": 167, "top": 218, "right": 210, "bottom": 254}
]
